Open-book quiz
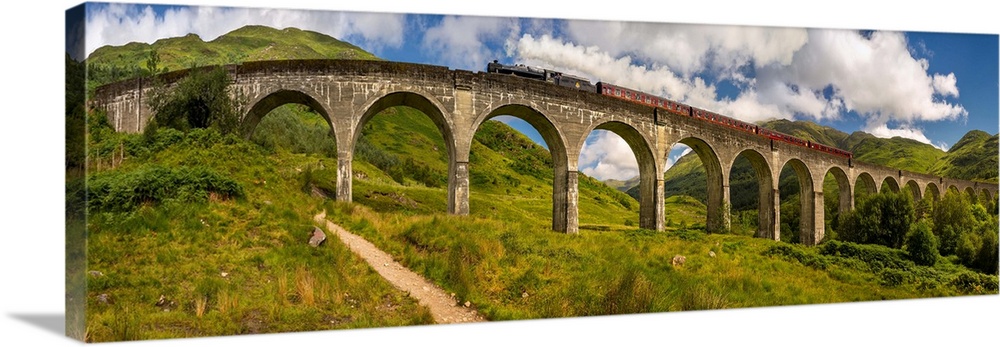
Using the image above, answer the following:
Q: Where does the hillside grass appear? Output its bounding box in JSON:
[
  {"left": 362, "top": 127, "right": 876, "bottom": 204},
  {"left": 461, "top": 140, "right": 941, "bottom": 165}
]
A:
[
  {"left": 78, "top": 103, "right": 998, "bottom": 342},
  {"left": 320, "top": 200, "right": 996, "bottom": 321},
  {"left": 307, "top": 107, "right": 996, "bottom": 320},
  {"left": 86, "top": 25, "right": 380, "bottom": 91},
  {"left": 79, "top": 124, "right": 434, "bottom": 342}
]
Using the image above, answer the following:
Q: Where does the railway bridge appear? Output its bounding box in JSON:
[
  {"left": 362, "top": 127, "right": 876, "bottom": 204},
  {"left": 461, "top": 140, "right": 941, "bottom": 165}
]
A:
[{"left": 91, "top": 59, "right": 999, "bottom": 245}]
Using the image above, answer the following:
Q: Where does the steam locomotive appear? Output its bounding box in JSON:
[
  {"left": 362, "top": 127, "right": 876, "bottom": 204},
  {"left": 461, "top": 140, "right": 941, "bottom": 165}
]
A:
[{"left": 486, "top": 60, "right": 853, "bottom": 160}]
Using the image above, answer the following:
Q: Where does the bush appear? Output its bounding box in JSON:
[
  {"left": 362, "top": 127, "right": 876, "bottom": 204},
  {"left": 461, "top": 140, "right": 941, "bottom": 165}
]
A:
[
  {"left": 950, "top": 272, "right": 1000, "bottom": 294},
  {"left": 838, "top": 192, "right": 915, "bottom": 248},
  {"left": 87, "top": 165, "right": 244, "bottom": 212},
  {"left": 762, "top": 244, "right": 829, "bottom": 270},
  {"left": 148, "top": 66, "right": 244, "bottom": 135},
  {"left": 818, "top": 240, "right": 911, "bottom": 271},
  {"left": 905, "top": 220, "right": 939, "bottom": 266},
  {"left": 932, "top": 190, "right": 974, "bottom": 255},
  {"left": 973, "top": 230, "right": 998, "bottom": 274}
]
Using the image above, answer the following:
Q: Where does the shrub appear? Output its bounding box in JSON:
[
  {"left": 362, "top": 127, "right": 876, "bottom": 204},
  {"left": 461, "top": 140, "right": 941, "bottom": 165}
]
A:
[
  {"left": 973, "top": 230, "right": 998, "bottom": 274},
  {"left": 87, "top": 165, "right": 244, "bottom": 212},
  {"left": 818, "top": 240, "right": 911, "bottom": 271},
  {"left": 950, "top": 272, "right": 1000, "bottom": 294},
  {"left": 838, "top": 192, "right": 915, "bottom": 248},
  {"left": 762, "top": 244, "right": 829, "bottom": 270},
  {"left": 932, "top": 190, "right": 974, "bottom": 255},
  {"left": 905, "top": 220, "right": 939, "bottom": 266},
  {"left": 147, "top": 66, "right": 244, "bottom": 135}
]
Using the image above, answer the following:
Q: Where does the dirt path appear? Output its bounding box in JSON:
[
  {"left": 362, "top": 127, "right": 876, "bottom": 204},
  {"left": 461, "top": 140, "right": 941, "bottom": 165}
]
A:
[{"left": 313, "top": 211, "right": 486, "bottom": 324}]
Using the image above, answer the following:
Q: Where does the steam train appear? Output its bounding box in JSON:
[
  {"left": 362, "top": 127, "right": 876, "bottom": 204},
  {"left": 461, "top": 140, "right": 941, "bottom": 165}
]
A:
[{"left": 486, "top": 60, "right": 853, "bottom": 160}]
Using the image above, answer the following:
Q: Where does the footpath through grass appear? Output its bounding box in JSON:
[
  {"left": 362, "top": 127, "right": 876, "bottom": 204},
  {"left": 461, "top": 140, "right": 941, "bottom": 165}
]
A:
[
  {"left": 321, "top": 196, "right": 997, "bottom": 321},
  {"left": 78, "top": 127, "right": 433, "bottom": 342}
]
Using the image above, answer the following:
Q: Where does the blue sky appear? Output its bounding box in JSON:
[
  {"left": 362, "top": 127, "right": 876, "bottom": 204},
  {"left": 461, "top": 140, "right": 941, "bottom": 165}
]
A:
[{"left": 79, "top": 2, "right": 999, "bottom": 181}]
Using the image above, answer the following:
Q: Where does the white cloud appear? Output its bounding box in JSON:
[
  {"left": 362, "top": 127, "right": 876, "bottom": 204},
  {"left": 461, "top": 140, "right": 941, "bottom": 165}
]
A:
[
  {"left": 515, "top": 25, "right": 967, "bottom": 149},
  {"left": 563, "top": 20, "right": 809, "bottom": 78},
  {"left": 84, "top": 4, "right": 405, "bottom": 57},
  {"left": 865, "top": 124, "right": 949, "bottom": 151},
  {"left": 757, "top": 30, "right": 967, "bottom": 125},
  {"left": 422, "top": 16, "right": 518, "bottom": 70},
  {"left": 579, "top": 130, "right": 639, "bottom": 181},
  {"left": 932, "top": 72, "right": 959, "bottom": 97},
  {"left": 514, "top": 34, "right": 788, "bottom": 123}
]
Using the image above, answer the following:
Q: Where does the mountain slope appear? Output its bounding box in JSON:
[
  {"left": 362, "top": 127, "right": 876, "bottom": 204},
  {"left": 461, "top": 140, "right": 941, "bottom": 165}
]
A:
[
  {"left": 86, "top": 25, "right": 379, "bottom": 89},
  {"left": 929, "top": 130, "right": 999, "bottom": 183}
]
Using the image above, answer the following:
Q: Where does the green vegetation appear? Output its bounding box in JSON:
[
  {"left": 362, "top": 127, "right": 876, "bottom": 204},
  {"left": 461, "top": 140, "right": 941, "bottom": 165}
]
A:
[
  {"left": 930, "top": 130, "right": 1000, "bottom": 183},
  {"left": 78, "top": 25, "right": 999, "bottom": 343},
  {"left": 86, "top": 25, "right": 379, "bottom": 89},
  {"left": 838, "top": 191, "right": 915, "bottom": 248},
  {"left": 147, "top": 66, "right": 244, "bottom": 135},
  {"left": 80, "top": 121, "right": 434, "bottom": 342},
  {"left": 931, "top": 190, "right": 999, "bottom": 274},
  {"left": 906, "top": 220, "right": 939, "bottom": 266}
]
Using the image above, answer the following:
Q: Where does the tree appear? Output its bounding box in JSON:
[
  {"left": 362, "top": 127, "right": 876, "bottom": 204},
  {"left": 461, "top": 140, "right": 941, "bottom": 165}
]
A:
[
  {"left": 931, "top": 190, "right": 974, "bottom": 255},
  {"left": 147, "top": 66, "right": 244, "bottom": 135},
  {"left": 144, "top": 49, "right": 165, "bottom": 76},
  {"left": 905, "top": 220, "right": 939, "bottom": 266},
  {"left": 838, "top": 191, "right": 915, "bottom": 248}
]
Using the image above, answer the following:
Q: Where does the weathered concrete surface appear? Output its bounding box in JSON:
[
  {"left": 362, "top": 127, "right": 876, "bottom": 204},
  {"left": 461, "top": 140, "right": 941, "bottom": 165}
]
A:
[{"left": 92, "top": 59, "right": 999, "bottom": 244}]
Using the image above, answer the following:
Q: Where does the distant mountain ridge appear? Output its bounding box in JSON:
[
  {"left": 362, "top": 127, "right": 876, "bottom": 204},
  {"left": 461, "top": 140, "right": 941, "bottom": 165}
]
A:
[{"left": 85, "top": 25, "right": 379, "bottom": 89}]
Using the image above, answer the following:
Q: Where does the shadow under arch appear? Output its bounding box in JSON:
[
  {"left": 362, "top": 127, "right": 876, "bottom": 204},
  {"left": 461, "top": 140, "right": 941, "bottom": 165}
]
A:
[
  {"left": 980, "top": 188, "right": 993, "bottom": 206},
  {"left": 824, "top": 165, "right": 852, "bottom": 222},
  {"left": 779, "top": 158, "right": 816, "bottom": 244},
  {"left": 242, "top": 89, "right": 334, "bottom": 140},
  {"left": 578, "top": 120, "right": 659, "bottom": 230},
  {"left": 353, "top": 90, "right": 460, "bottom": 213},
  {"left": 904, "top": 180, "right": 922, "bottom": 201},
  {"left": 669, "top": 136, "right": 726, "bottom": 233},
  {"left": 924, "top": 182, "right": 942, "bottom": 202},
  {"left": 964, "top": 186, "right": 978, "bottom": 204},
  {"left": 947, "top": 185, "right": 961, "bottom": 195},
  {"left": 881, "top": 176, "right": 901, "bottom": 193},
  {"left": 470, "top": 104, "right": 571, "bottom": 231},
  {"left": 730, "top": 148, "right": 774, "bottom": 239},
  {"left": 855, "top": 172, "right": 878, "bottom": 199}
]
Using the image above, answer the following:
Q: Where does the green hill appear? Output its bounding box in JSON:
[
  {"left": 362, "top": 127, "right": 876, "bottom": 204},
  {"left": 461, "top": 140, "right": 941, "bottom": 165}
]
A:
[
  {"left": 86, "top": 25, "right": 379, "bottom": 89},
  {"left": 929, "top": 130, "right": 999, "bottom": 183}
]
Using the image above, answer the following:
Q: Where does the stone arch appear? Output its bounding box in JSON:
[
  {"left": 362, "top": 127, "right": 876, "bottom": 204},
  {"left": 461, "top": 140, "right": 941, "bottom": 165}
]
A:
[
  {"left": 964, "top": 186, "right": 978, "bottom": 204},
  {"left": 352, "top": 91, "right": 461, "bottom": 213},
  {"left": 855, "top": 172, "right": 878, "bottom": 198},
  {"left": 243, "top": 89, "right": 333, "bottom": 140},
  {"left": 354, "top": 90, "right": 456, "bottom": 160},
  {"left": 824, "top": 165, "right": 853, "bottom": 220},
  {"left": 904, "top": 180, "right": 922, "bottom": 201},
  {"left": 947, "top": 185, "right": 961, "bottom": 196},
  {"left": 470, "top": 104, "right": 571, "bottom": 232},
  {"left": 924, "top": 182, "right": 941, "bottom": 202},
  {"left": 881, "top": 176, "right": 901, "bottom": 193},
  {"left": 980, "top": 188, "right": 993, "bottom": 205},
  {"left": 778, "top": 158, "right": 817, "bottom": 245},
  {"left": 577, "top": 121, "right": 660, "bottom": 230},
  {"left": 729, "top": 148, "right": 774, "bottom": 239},
  {"left": 668, "top": 136, "right": 727, "bottom": 232}
]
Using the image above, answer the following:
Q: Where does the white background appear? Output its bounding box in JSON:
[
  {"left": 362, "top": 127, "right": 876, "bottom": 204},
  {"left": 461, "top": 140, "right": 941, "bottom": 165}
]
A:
[{"left": 1, "top": 1, "right": 997, "bottom": 346}]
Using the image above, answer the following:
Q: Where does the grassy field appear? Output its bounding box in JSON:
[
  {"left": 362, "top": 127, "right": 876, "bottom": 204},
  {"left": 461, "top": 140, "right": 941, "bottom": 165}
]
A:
[
  {"left": 78, "top": 119, "right": 434, "bottom": 342},
  {"left": 76, "top": 102, "right": 998, "bottom": 342}
]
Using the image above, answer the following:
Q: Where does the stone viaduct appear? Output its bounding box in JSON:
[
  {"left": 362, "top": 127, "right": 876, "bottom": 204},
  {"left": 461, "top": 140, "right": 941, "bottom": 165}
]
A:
[{"left": 91, "top": 59, "right": 998, "bottom": 245}]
